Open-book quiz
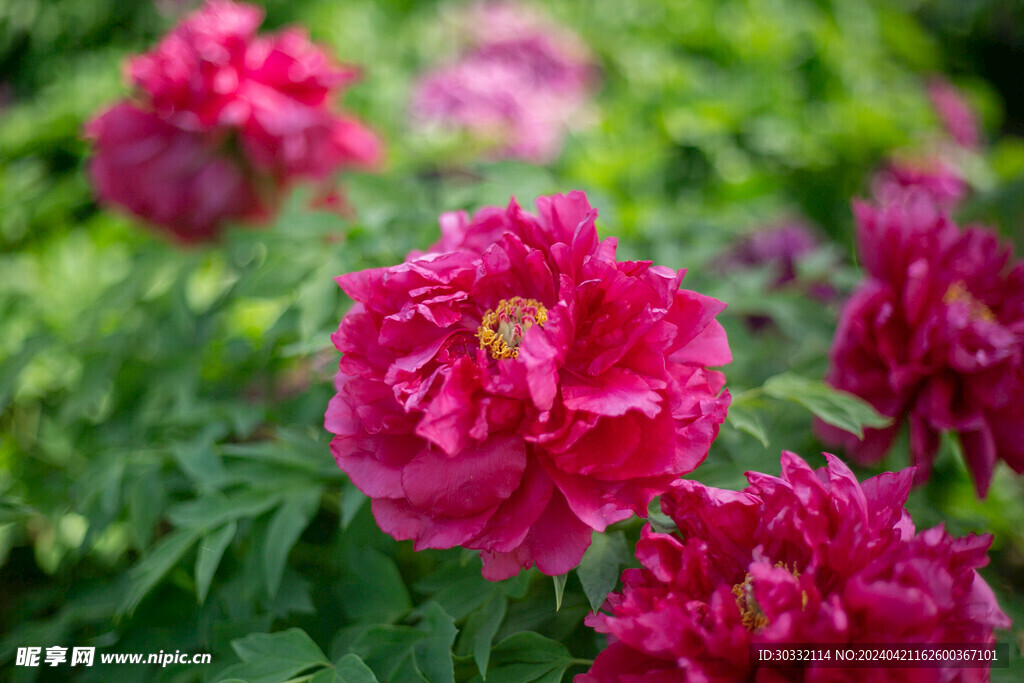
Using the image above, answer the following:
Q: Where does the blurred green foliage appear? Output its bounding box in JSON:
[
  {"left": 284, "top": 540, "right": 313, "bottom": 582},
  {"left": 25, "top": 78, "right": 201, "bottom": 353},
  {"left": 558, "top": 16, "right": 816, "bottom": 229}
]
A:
[{"left": 1, "top": 0, "right": 1023, "bottom": 680}]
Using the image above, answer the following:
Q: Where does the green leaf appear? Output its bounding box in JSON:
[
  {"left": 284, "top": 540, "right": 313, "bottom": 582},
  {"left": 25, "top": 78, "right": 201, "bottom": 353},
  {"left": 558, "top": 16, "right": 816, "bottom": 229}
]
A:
[
  {"left": 263, "top": 487, "right": 322, "bottom": 598},
  {"left": 119, "top": 526, "right": 204, "bottom": 615},
  {"left": 413, "top": 602, "right": 457, "bottom": 683},
  {"left": 195, "top": 520, "right": 236, "bottom": 604},
  {"left": 309, "top": 669, "right": 343, "bottom": 683},
  {"left": 340, "top": 547, "right": 412, "bottom": 623},
  {"left": 459, "top": 592, "right": 507, "bottom": 678},
  {"left": 126, "top": 463, "right": 165, "bottom": 548},
  {"left": 414, "top": 559, "right": 495, "bottom": 620},
  {"left": 167, "top": 489, "right": 285, "bottom": 531},
  {"left": 297, "top": 266, "right": 338, "bottom": 341},
  {"left": 333, "top": 654, "right": 380, "bottom": 683},
  {"left": 0, "top": 498, "right": 36, "bottom": 525},
  {"left": 0, "top": 334, "right": 47, "bottom": 411},
  {"left": 576, "top": 530, "right": 631, "bottom": 612},
  {"left": 220, "top": 429, "right": 338, "bottom": 477},
  {"left": 471, "top": 632, "right": 574, "bottom": 683},
  {"left": 725, "top": 404, "right": 770, "bottom": 448},
  {"left": 762, "top": 373, "right": 891, "bottom": 439},
  {"left": 340, "top": 479, "right": 368, "bottom": 530},
  {"left": 346, "top": 625, "right": 429, "bottom": 681},
  {"left": 171, "top": 428, "right": 230, "bottom": 488},
  {"left": 552, "top": 573, "right": 567, "bottom": 612},
  {"left": 215, "top": 628, "right": 329, "bottom": 683}
]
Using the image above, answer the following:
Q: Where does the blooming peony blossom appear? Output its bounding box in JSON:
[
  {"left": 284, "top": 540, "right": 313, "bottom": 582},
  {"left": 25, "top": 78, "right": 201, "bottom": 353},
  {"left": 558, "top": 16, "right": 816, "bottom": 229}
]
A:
[
  {"left": 410, "top": 1, "right": 595, "bottom": 163},
  {"left": 579, "top": 451, "right": 1010, "bottom": 682},
  {"left": 928, "top": 78, "right": 981, "bottom": 150},
  {"left": 818, "top": 198, "right": 1024, "bottom": 496},
  {"left": 325, "top": 191, "right": 731, "bottom": 579},
  {"left": 87, "top": 0, "right": 380, "bottom": 242}
]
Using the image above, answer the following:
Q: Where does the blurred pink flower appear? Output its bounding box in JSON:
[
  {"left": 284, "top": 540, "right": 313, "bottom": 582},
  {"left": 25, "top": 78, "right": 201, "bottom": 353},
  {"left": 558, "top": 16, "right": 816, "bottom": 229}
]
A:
[
  {"left": 579, "top": 452, "right": 1010, "bottom": 682},
  {"left": 721, "top": 220, "right": 824, "bottom": 286},
  {"left": 717, "top": 219, "right": 836, "bottom": 329},
  {"left": 86, "top": 103, "right": 264, "bottom": 242},
  {"left": 410, "top": 1, "right": 595, "bottom": 163},
  {"left": 872, "top": 158, "right": 968, "bottom": 210},
  {"left": 87, "top": 0, "right": 380, "bottom": 242},
  {"left": 325, "top": 191, "right": 731, "bottom": 579},
  {"left": 818, "top": 199, "right": 1024, "bottom": 496},
  {"left": 928, "top": 78, "right": 981, "bottom": 150}
]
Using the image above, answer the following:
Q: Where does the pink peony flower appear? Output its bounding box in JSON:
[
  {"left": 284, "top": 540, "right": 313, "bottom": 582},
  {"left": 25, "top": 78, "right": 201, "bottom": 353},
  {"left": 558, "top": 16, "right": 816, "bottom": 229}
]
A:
[
  {"left": 818, "top": 198, "right": 1024, "bottom": 496},
  {"left": 325, "top": 191, "right": 731, "bottom": 579},
  {"left": 455, "top": 1, "right": 594, "bottom": 95},
  {"left": 86, "top": 103, "right": 264, "bottom": 242},
  {"left": 410, "top": 1, "right": 595, "bottom": 163},
  {"left": 579, "top": 452, "right": 1010, "bottom": 682},
  {"left": 872, "top": 158, "right": 968, "bottom": 211},
  {"left": 927, "top": 78, "right": 981, "bottom": 150},
  {"left": 87, "top": 0, "right": 380, "bottom": 241}
]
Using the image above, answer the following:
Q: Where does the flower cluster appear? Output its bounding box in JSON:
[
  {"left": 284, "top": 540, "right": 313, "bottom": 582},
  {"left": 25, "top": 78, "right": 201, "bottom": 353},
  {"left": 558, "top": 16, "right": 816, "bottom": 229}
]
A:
[
  {"left": 579, "top": 452, "right": 1010, "bottom": 681},
  {"left": 325, "top": 191, "right": 731, "bottom": 579},
  {"left": 87, "top": 0, "right": 381, "bottom": 242},
  {"left": 410, "top": 1, "right": 595, "bottom": 163},
  {"left": 819, "top": 198, "right": 1024, "bottom": 496}
]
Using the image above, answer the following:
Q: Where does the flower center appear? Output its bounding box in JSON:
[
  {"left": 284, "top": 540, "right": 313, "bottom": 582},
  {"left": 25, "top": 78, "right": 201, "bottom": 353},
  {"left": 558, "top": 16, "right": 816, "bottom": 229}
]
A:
[
  {"left": 732, "top": 574, "right": 769, "bottom": 631},
  {"left": 732, "top": 563, "right": 807, "bottom": 631},
  {"left": 477, "top": 297, "right": 548, "bottom": 359},
  {"left": 943, "top": 281, "right": 995, "bottom": 323}
]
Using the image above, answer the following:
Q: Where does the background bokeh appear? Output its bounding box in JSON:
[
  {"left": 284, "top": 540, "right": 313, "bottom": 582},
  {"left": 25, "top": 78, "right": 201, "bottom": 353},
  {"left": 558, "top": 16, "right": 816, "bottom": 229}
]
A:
[{"left": 1, "top": 0, "right": 1023, "bottom": 680}]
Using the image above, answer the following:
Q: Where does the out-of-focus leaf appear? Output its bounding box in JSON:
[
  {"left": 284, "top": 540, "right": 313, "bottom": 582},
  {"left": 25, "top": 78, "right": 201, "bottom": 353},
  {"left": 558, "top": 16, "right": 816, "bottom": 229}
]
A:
[
  {"left": 262, "top": 487, "right": 321, "bottom": 597},
  {"left": 119, "top": 527, "right": 204, "bottom": 615},
  {"left": 762, "top": 373, "right": 891, "bottom": 438},
  {"left": 0, "top": 335, "right": 47, "bottom": 411},
  {"left": 126, "top": 462, "right": 165, "bottom": 549},
  {"left": 195, "top": 520, "right": 236, "bottom": 604},
  {"left": 340, "top": 478, "right": 368, "bottom": 530},
  {"left": 167, "top": 490, "right": 285, "bottom": 531},
  {"left": 576, "top": 530, "right": 630, "bottom": 612},
  {"left": 339, "top": 547, "right": 412, "bottom": 623},
  {"left": 0, "top": 499, "right": 36, "bottom": 525},
  {"left": 171, "top": 429, "right": 230, "bottom": 489}
]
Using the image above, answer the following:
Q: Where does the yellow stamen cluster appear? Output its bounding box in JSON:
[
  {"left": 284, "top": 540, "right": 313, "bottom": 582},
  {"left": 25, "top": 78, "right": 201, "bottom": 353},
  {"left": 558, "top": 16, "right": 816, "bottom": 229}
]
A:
[
  {"left": 732, "top": 562, "right": 808, "bottom": 631},
  {"left": 477, "top": 296, "right": 548, "bottom": 359},
  {"left": 943, "top": 281, "right": 995, "bottom": 323},
  {"left": 732, "top": 575, "right": 768, "bottom": 631}
]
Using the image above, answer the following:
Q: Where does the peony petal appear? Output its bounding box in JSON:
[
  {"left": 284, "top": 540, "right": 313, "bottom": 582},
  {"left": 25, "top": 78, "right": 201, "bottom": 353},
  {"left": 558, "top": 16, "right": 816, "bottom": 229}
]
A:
[
  {"left": 669, "top": 319, "right": 732, "bottom": 366},
  {"left": 561, "top": 368, "right": 662, "bottom": 418},
  {"left": 401, "top": 435, "right": 527, "bottom": 517},
  {"left": 372, "top": 498, "right": 493, "bottom": 550}
]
